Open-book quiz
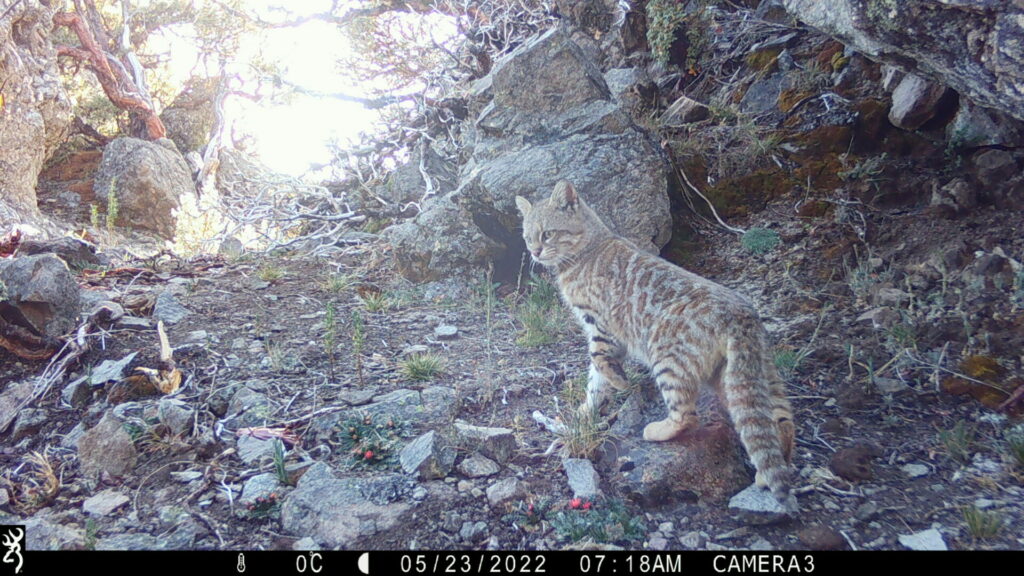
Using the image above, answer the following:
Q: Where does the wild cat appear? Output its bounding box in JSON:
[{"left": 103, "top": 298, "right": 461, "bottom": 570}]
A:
[{"left": 516, "top": 181, "right": 796, "bottom": 509}]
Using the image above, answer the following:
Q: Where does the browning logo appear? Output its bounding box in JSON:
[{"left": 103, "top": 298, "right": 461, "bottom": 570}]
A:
[{"left": 1, "top": 526, "right": 23, "bottom": 575}]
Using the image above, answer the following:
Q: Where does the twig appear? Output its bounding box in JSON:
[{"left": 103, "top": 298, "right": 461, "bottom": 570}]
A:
[{"left": 675, "top": 159, "right": 745, "bottom": 235}]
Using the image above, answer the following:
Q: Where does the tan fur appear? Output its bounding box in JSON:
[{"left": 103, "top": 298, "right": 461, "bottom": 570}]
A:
[{"left": 517, "top": 181, "right": 796, "bottom": 509}]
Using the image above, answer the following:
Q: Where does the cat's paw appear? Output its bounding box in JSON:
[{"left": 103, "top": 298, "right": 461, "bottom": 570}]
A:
[{"left": 642, "top": 415, "right": 697, "bottom": 442}]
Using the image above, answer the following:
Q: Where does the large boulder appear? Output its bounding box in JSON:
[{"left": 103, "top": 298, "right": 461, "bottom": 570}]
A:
[
  {"left": 93, "top": 138, "right": 196, "bottom": 238},
  {"left": 159, "top": 76, "right": 220, "bottom": 155},
  {"left": 0, "top": 2, "right": 73, "bottom": 225},
  {"left": 386, "top": 28, "right": 672, "bottom": 282},
  {"left": 0, "top": 253, "right": 81, "bottom": 339},
  {"left": 783, "top": 1, "right": 1024, "bottom": 121}
]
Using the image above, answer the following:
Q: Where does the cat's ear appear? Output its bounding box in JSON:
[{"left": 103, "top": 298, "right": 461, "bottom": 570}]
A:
[
  {"left": 552, "top": 181, "right": 578, "bottom": 211},
  {"left": 515, "top": 195, "right": 532, "bottom": 216}
]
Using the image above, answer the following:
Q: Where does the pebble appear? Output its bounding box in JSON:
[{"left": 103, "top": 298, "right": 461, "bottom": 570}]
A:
[
  {"left": 901, "top": 463, "right": 930, "bottom": 478},
  {"left": 898, "top": 528, "right": 947, "bottom": 551}
]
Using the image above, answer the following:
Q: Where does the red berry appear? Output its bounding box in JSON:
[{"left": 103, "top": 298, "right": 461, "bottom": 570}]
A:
[
  {"left": 364, "top": 450, "right": 374, "bottom": 460},
  {"left": 569, "top": 498, "right": 582, "bottom": 509}
]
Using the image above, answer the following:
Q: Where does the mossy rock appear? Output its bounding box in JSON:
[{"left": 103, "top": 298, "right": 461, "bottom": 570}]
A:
[
  {"left": 745, "top": 48, "right": 780, "bottom": 73},
  {"left": 704, "top": 169, "right": 795, "bottom": 217}
]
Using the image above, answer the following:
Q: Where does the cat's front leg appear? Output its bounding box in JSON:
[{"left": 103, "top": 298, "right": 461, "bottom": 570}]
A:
[{"left": 579, "top": 333, "right": 629, "bottom": 416}]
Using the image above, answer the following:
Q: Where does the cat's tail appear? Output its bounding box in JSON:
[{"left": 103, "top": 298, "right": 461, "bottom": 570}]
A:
[{"left": 722, "top": 331, "right": 797, "bottom": 513}]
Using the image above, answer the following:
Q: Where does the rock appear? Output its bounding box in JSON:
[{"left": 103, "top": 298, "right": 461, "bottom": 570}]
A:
[
  {"left": 678, "top": 531, "right": 706, "bottom": 550},
  {"left": 11, "top": 408, "right": 48, "bottom": 441},
  {"left": 0, "top": 380, "right": 34, "bottom": 434},
  {"left": 96, "top": 533, "right": 160, "bottom": 550},
  {"left": 783, "top": 1, "right": 1024, "bottom": 122},
  {"left": 160, "top": 76, "right": 219, "bottom": 154},
  {"left": 385, "top": 28, "right": 671, "bottom": 282},
  {"left": 158, "top": 397, "right": 194, "bottom": 436},
  {"left": 238, "top": 473, "right": 284, "bottom": 515},
  {"left": 728, "top": 484, "right": 794, "bottom": 525},
  {"left": 830, "top": 444, "right": 880, "bottom": 481},
  {"left": 972, "top": 149, "right": 1020, "bottom": 188},
  {"left": 486, "top": 478, "right": 525, "bottom": 508},
  {"left": 83, "top": 489, "right": 130, "bottom": 516},
  {"left": 227, "top": 386, "right": 272, "bottom": 428},
  {"left": 888, "top": 73, "right": 952, "bottom": 130},
  {"left": 602, "top": 385, "right": 752, "bottom": 505},
  {"left": 855, "top": 501, "right": 880, "bottom": 522},
  {"left": 947, "top": 100, "right": 1024, "bottom": 148},
  {"left": 280, "top": 463, "right": 411, "bottom": 548},
  {"left": 154, "top": 291, "right": 191, "bottom": 324},
  {"left": 400, "top": 431, "right": 457, "bottom": 480},
  {"left": 459, "top": 521, "right": 488, "bottom": 543},
  {"left": 898, "top": 528, "right": 947, "bottom": 551},
  {"left": 453, "top": 422, "right": 517, "bottom": 463},
  {"left": 901, "top": 463, "right": 930, "bottom": 478},
  {"left": 748, "top": 536, "right": 774, "bottom": 551},
  {"left": 931, "top": 179, "right": 978, "bottom": 216},
  {"left": 89, "top": 352, "right": 138, "bottom": 386},
  {"left": 0, "top": 1, "right": 72, "bottom": 221},
  {"left": 648, "top": 535, "right": 669, "bottom": 550},
  {"left": 93, "top": 137, "right": 196, "bottom": 238},
  {"left": 457, "top": 454, "right": 501, "bottom": 478},
  {"left": 61, "top": 376, "right": 92, "bottom": 408},
  {"left": 797, "top": 525, "right": 848, "bottom": 550},
  {"left": 661, "top": 95, "right": 710, "bottom": 126},
  {"left": 15, "top": 236, "right": 101, "bottom": 269},
  {"left": 374, "top": 141, "right": 458, "bottom": 208},
  {"left": 563, "top": 458, "right": 602, "bottom": 499},
  {"left": 171, "top": 471, "right": 203, "bottom": 483},
  {"left": 0, "top": 253, "right": 82, "bottom": 338},
  {"left": 310, "top": 387, "right": 455, "bottom": 442},
  {"left": 872, "top": 287, "right": 909, "bottom": 307},
  {"left": 77, "top": 412, "right": 138, "bottom": 478},
  {"left": 740, "top": 73, "right": 786, "bottom": 115},
  {"left": 434, "top": 325, "right": 459, "bottom": 340},
  {"left": 293, "top": 537, "right": 320, "bottom": 551},
  {"left": 236, "top": 435, "right": 277, "bottom": 465},
  {"left": 24, "top": 512, "right": 86, "bottom": 550}
]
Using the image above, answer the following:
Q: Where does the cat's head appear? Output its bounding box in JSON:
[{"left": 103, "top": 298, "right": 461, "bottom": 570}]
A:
[{"left": 515, "top": 181, "right": 607, "bottom": 268}]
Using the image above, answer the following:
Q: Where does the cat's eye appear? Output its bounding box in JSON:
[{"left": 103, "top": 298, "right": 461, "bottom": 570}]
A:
[{"left": 541, "top": 231, "right": 555, "bottom": 242}]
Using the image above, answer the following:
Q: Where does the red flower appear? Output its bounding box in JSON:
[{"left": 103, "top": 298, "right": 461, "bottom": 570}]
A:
[
  {"left": 569, "top": 498, "right": 582, "bottom": 509},
  {"left": 582, "top": 501, "right": 592, "bottom": 511},
  {"left": 364, "top": 450, "right": 374, "bottom": 460}
]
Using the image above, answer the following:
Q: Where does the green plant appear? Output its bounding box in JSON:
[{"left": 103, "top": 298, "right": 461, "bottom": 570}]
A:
[
  {"left": 838, "top": 153, "right": 888, "bottom": 185},
  {"left": 938, "top": 420, "right": 976, "bottom": 464},
  {"left": 884, "top": 322, "right": 917, "bottom": 353},
  {"left": 360, "top": 291, "right": 391, "bottom": 312},
  {"left": 245, "top": 493, "right": 280, "bottom": 519},
  {"left": 963, "top": 505, "right": 1003, "bottom": 541},
  {"left": 560, "top": 374, "right": 612, "bottom": 459},
  {"left": 257, "top": 263, "right": 284, "bottom": 282},
  {"left": 549, "top": 497, "right": 645, "bottom": 544},
  {"left": 515, "top": 276, "right": 561, "bottom": 347},
  {"left": 1012, "top": 268, "right": 1024, "bottom": 309},
  {"left": 401, "top": 353, "right": 445, "bottom": 382},
  {"left": 90, "top": 204, "right": 101, "bottom": 230},
  {"left": 84, "top": 517, "right": 98, "bottom": 550},
  {"left": 337, "top": 412, "right": 404, "bottom": 468},
  {"left": 351, "top": 309, "right": 365, "bottom": 386},
  {"left": 105, "top": 179, "right": 119, "bottom": 232},
  {"left": 773, "top": 347, "right": 810, "bottom": 380},
  {"left": 322, "top": 272, "right": 356, "bottom": 294},
  {"left": 272, "top": 438, "right": 289, "bottom": 486},
  {"left": 646, "top": 0, "right": 688, "bottom": 65},
  {"left": 741, "top": 228, "right": 781, "bottom": 255},
  {"left": 502, "top": 498, "right": 554, "bottom": 531}
]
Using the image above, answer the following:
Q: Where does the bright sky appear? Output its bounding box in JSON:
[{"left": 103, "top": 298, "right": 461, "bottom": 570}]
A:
[{"left": 152, "top": 1, "right": 383, "bottom": 177}]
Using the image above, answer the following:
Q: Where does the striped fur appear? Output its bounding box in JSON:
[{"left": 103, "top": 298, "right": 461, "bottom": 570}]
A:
[{"left": 516, "top": 181, "right": 796, "bottom": 509}]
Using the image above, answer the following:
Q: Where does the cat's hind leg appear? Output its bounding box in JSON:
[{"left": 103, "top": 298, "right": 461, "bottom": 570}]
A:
[{"left": 643, "top": 356, "right": 701, "bottom": 442}]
